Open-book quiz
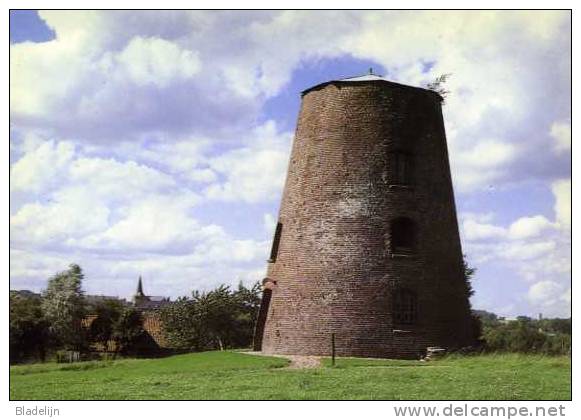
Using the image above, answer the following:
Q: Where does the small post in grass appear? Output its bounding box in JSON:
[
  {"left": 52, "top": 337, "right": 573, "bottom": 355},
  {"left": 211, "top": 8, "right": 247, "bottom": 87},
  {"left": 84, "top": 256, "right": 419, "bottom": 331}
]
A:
[{"left": 331, "top": 333, "right": 336, "bottom": 367}]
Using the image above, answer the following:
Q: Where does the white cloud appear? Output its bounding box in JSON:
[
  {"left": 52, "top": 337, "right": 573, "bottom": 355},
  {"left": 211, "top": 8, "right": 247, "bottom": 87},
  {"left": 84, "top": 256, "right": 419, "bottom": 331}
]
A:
[
  {"left": 10, "top": 11, "right": 571, "bottom": 192},
  {"left": 502, "top": 240, "right": 557, "bottom": 261},
  {"left": 550, "top": 121, "right": 571, "bottom": 154},
  {"left": 528, "top": 281, "right": 561, "bottom": 304},
  {"left": 204, "top": 121, "right": 292, "bottom": 203},
  {"left": 527, "top": 281, "right": 569, "bottom": 317},
  {"left": 552, "top": 178, "right": 571, "bottom": 229},
  {"left": 462, "top": 219, "right": 506, "bottom": 241},
  {"left": 508, "top": 215, "right": 555, "bottom": 240},
  {"left": 451, "top": 140, "right": 516, "bottom": 192},
  {"left": 9, "top": 134, "right": 271, "bottom": 298},
  {"left": 11, "top": 187, "right": 111, "bottom": 246},
  {"left": 10, "top": 139, "right": 194, "bottom": 250},
  {"left": 343, "top": 11, "right": 570, "bottom": 191},
  {"left": 10, "top": 249, "right": 77, "bottom": 289},
  {"left": 10, "top": 140, "right": 75, "bottom": 193},
  {"left": 461, "top": 195, "right": 570, "bottom": 317},
  {"left": 82, "top": 194, "right": 199, "bottom": 252},
  {"left": 114, "top": 36, "right": 201, "bottom": 87},
  {"left": 9, "top": 11, "right": 571, "bottom": 315},
  {"left": 263, "top": 213, "right": 276, "bottom": 235},
  {"left": 69, "top": 156, "right": 176, "bottom": 200}
]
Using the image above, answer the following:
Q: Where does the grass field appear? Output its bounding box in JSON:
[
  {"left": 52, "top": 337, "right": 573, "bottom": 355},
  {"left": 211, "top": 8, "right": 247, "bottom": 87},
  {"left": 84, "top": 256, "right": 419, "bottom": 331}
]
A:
[{"left": 10, "top": 351, "right": 571, "bottom": 400}]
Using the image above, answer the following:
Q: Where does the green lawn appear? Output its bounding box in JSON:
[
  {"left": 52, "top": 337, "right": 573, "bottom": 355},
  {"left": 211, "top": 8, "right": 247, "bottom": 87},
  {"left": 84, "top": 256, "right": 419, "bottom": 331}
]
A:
[{"left": 10, "top": 351, "right": 571, "bottom": 400}]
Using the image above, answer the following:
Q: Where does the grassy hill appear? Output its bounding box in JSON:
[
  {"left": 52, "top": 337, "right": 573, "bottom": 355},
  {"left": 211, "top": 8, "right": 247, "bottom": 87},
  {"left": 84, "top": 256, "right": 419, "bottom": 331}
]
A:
[{"left": 10, "top": 351, "right": 571, "bottom": 400}]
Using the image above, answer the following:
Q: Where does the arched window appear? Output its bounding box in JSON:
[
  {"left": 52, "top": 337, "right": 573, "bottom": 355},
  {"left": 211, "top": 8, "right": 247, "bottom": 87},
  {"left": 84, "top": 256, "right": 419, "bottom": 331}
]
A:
[
  {"left": 393, "top": 289, "right": 418, "bottom": 325},
  {"left": 390, "top": 152, "right": 414, "bottom": 185},
  {"left": 390, "top": 217, "right": 416, "bottom": 254},
  {"left": 268, "top": 222, "right": 283, "bottom": 262}
]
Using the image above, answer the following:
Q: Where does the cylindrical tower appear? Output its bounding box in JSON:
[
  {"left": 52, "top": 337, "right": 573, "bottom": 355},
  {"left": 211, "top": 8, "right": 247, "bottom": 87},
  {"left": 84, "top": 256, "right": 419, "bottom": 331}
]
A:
[{"left": 253, "top": 74, "right": 474, "bottom": 359}]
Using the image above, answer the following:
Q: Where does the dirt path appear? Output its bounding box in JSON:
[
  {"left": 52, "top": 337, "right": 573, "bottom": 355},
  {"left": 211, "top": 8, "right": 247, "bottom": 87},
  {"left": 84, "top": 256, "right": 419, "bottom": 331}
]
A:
[
  {"left": 241, "top": 351, "right": 322, "bottom": 369},
  {"left": 283, "top": 355, "right": 322, "bottom": 369}
]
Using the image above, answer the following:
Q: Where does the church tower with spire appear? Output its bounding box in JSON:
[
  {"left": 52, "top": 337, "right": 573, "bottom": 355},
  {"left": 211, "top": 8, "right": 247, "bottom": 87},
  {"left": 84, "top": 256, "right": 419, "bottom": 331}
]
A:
[{"left": 133, "top": 275, "right": 149, "bottom": 307}]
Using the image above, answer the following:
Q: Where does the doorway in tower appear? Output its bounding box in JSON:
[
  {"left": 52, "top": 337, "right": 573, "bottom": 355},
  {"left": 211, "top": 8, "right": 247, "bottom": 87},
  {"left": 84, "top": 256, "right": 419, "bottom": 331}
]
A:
[{"left": 252, "top": 287, "right": 273, "bottom": 351}]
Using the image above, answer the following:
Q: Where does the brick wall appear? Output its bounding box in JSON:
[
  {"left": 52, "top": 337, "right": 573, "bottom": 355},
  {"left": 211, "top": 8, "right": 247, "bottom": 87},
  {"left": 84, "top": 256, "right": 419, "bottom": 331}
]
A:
[
  {"left": 83, "top": 310, "right": 169, "bottom": 352},
  {"left": 141, "top": 311, "right": 168, "bottom": 348},
  {"left": 258, "top": 80, "right": 474, "bottom": 358}
]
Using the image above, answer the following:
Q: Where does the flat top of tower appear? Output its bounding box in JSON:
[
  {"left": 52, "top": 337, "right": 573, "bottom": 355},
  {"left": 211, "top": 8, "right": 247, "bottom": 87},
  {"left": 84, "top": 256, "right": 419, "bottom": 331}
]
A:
[{"left": 301, "top": 73, "right": 442, "bottom": 100}]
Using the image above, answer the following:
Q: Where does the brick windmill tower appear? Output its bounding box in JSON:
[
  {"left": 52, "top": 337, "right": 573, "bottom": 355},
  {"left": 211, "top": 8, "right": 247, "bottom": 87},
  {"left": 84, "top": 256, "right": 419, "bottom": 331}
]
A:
[{"left": 253, "top": 72, "right": 474, "bottom": 358}]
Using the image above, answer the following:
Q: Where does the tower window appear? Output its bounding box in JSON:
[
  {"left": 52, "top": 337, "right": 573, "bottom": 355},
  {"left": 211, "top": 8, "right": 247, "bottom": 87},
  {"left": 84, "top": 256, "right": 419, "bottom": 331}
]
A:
[
  {"left": 268, "top": 222, "right": 283, "bottom": 262},
  {"left": 393, "top": 289, "right": 418, "bottom": 325},
  {"left": 390, "top": 217, "right": 416, "bottom": 254},
  {"left": 390, "top": 152, "right": 414, "bottom": 185}
]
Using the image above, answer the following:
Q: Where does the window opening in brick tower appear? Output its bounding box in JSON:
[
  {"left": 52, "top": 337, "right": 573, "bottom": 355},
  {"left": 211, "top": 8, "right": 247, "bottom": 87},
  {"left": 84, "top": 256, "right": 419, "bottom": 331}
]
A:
[
  {"left": 390, "top": 152, "right": 414, "bottom": 185},
  {"left": 393, "top": 289, "right": 418, "bottom": 325},
  {"left": 268, "top": 222, "right": 283, "bottom": 262},
  {"left": 390, "top": 217, "right": 416, "bottom": 254}
]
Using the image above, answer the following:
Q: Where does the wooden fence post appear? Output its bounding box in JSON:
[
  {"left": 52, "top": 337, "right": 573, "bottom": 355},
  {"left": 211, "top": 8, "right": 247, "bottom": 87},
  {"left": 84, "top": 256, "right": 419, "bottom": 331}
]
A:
[{"left": 331, "top": 333, "right": 336, "bottom": 367}]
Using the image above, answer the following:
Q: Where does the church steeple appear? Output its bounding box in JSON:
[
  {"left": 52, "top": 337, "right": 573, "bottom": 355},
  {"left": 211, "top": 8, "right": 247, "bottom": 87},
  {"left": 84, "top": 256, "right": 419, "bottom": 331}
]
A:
[
  {"left": 133, "top": 275, "right": 148, "bottom": 307},
  {"left": 136, "top": 275, "right": 144, "bottom": 296}
]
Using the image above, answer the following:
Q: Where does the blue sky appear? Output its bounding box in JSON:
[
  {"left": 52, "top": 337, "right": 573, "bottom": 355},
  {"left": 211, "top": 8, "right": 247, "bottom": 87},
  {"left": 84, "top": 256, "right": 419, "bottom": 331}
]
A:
[{"left": 10, "top": 11, "right": 571, "bottom": 317}]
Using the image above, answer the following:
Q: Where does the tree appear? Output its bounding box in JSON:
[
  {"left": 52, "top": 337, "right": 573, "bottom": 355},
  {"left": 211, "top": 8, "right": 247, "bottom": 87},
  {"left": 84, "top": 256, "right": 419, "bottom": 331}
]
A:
[
  {"left": 88, "top": 299, "right": 125, "bottom": 352},
  {"left": 231, "top": 281, "right": 262, "bottom": 346},
  {"left": 426, "top": 73, "right": 452, "bottom": 102},
  {"left": 539, "top": 317, "right": 571, "bottom": 335},
  {"left": 480, "top": 316, "right": 571, "bottom": 355},
  {"left": 160, "top": 282, "right": 262, "bottom": 352},
  {"left": 160, "top": 297, "right": 208, "bottom": 351},
  {"left": 473, "top": 310, "right": 499, "bottom": 328},
  {"left": 462, "top": 256, "right": 482, "bottom": 342},
  {"left": 10, "top": 292, "right": 50, "bottom": 363},
  {"left": 41, "top": 264, "right": 87, "bottom": 351},
  {"left": 463, "top": 256, "right": 476, "bottom": 298},
  {"left": 112, "top": 307, "right": 145, "bottom": 354},
  {"left": 192, "top": 285, "right": 238, "bottom": 350}
]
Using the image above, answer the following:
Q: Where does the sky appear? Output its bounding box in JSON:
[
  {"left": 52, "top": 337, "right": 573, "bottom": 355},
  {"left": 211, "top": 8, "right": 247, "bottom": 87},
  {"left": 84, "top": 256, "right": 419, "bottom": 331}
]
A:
[{"left": 9, "top": 10, "right": 571, "bottom": 318}]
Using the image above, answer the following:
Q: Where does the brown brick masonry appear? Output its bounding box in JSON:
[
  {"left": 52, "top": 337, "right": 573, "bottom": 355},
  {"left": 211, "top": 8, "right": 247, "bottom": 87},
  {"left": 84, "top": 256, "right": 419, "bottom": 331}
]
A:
[
  {"left": 82, "top": 311, "right": 168, "bottom": 352},
  {"left": 255, "top": 79, "right": 474, "bottom": 358}
]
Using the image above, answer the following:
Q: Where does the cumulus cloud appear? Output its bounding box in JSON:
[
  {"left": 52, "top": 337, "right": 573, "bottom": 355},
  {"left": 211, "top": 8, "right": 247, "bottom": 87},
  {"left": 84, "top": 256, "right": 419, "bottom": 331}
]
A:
[
  {"left": 10, "top": 140, "right": 75, "bottom": 193},
  {"left": 11, "top": 11, "right": 257, "bottom": 141},
  {"left": 451, "top": 140, "right": 516, "bottom": 192},
  {"left": 528, "top": 281, "right": 570, "bottom": 317},
  {"left": 11, "top": 187, "right": 111, "bottom": 247},
  {"left": 460, "top": 177, "right": 570, "bottom": 316},
  {"left": 463, "top": 219, "right": 506, "bottom": 241},
  {"left": 502, "top": 240, "right": 557, "bottom": 261},
  {"left": 550, "top": 121, "right": 571, "bottom": 154},
  {"left": 9, "top": 134, "right": 272, "bottom": 298},
  {"left": 508, "top": 215, "right": 555, "bottom": 240},
  {"left": 204, "top": 121, "right": 292, "bottom": 203},
  {"left": 114, "top": 36, "right": 201, "bottom": 87},
  {"left": 12, "top": 11, "right": 570, "bottom": 185},
  {"left": 462, "top": 214, "right": 556, "bottom": 242},
  {"left": 552, "top": 178, "right": 571, "bottom": 229},
  {"left": 81, "top": 194, "right": 199, "bottom": 252},
  {"left": 342, "top": 11, "right": 570, "bottom": 191},
  {"left": 263, "top": 213, "right": 277, "bottom": 235},
  {"left": 10, "top": 11, "right": 570, "bottom": 313}
]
